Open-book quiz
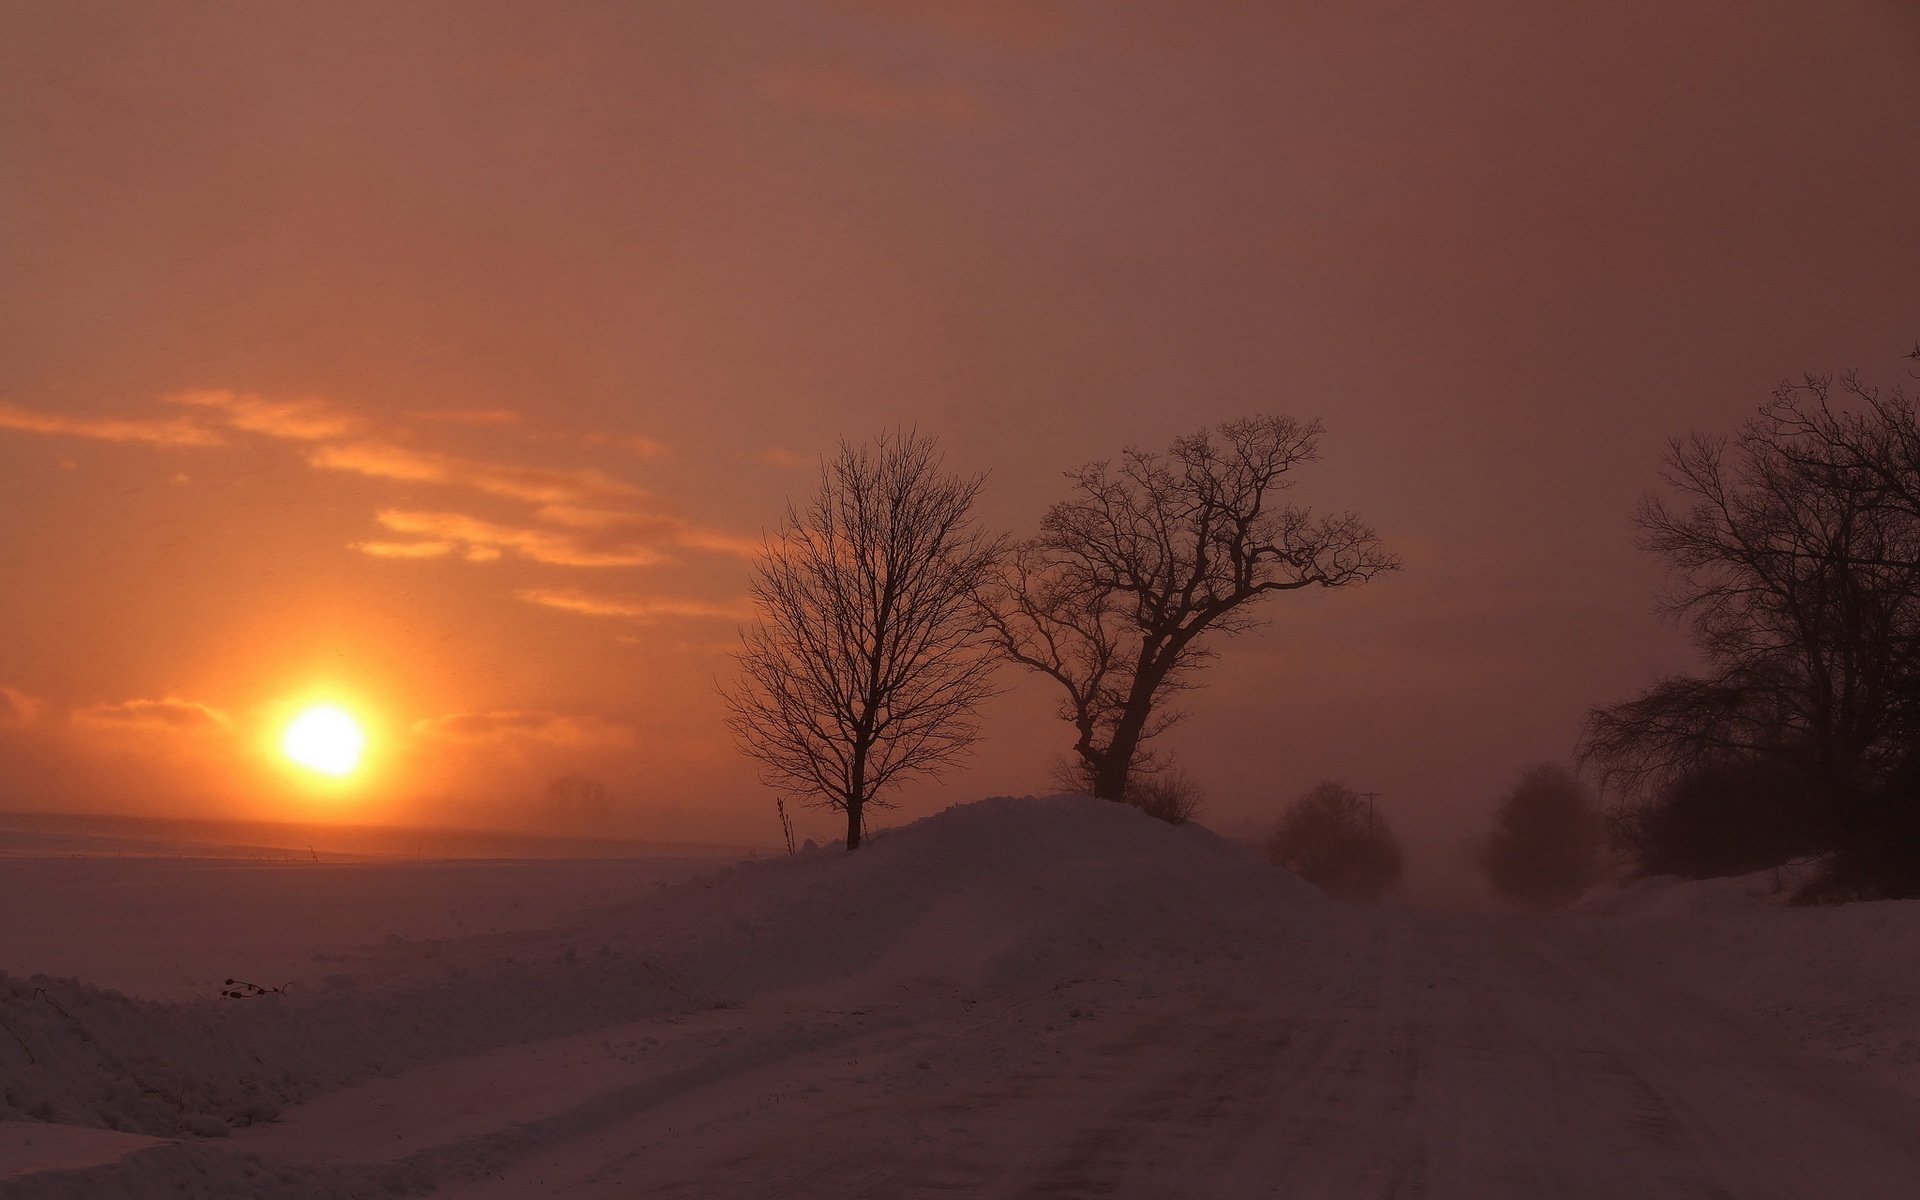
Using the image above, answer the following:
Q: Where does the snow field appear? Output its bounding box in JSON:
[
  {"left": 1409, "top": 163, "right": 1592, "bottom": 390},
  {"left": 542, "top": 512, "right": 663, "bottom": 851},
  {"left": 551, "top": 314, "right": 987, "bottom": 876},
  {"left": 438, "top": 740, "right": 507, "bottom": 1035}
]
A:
[{"left": 4, "top": 795, "right": 1920, "bottom": 1198}]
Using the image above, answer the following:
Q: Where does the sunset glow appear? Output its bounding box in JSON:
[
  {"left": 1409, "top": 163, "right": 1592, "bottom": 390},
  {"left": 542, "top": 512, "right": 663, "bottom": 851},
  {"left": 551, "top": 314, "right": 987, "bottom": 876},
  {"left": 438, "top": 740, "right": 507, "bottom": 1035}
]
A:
[{"left": 281, "top": 706, "right": 366, "bottom": 778}]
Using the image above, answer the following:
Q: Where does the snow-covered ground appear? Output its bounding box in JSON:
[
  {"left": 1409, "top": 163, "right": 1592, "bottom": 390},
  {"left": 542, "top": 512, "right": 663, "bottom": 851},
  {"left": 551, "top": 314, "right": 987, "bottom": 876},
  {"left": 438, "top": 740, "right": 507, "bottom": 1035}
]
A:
[{"left": 3, "top": 796, "right": 1917, "bottom": 1198}]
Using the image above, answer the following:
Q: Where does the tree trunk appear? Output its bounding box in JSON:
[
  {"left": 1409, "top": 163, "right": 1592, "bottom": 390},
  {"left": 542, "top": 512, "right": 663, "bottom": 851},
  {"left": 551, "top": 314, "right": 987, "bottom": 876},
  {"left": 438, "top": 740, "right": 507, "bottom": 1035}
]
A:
[
  {"left": 845, "top": 798, "right": 863, "bottom": 850},
  {"left": 1091, "top": 753, "right": 1131, "bottom": 802}
]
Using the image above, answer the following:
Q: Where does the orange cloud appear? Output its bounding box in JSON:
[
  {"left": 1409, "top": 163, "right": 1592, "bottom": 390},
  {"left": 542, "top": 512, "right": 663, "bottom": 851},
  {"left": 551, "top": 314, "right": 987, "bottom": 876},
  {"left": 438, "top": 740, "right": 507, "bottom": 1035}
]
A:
[
  {"left": 535, "top": 505, "right": 760, "bottom": 558},
  {"left": 517, "top": 587, "right": 753, "bottom": 621},
  {"left": 413, "top": 709, "right": 634, "bottom": 746},
  {"left": 75, "top": 696, "right": 229, "bottom": 733},
  {"left": 0, "top": 686, "right": 46, "bottom": 728},
  {"left": 368, "top": 509, "right": 668, "bottom": 567},
  {"left": 412, "top": 408, "right": 523, "bottom": 426},
  {"left": 165, "top": 390, "right": 360, "bottom": 441},
  {"left": 354, "top": 539, "right": 456, "bottom": 559},
  {"left": 0, "top": 402, "right": 223, "bottom": 447},
  {"left": 764, "top": 68, "right": 976, "bottom": 123},
  {"left": 311, "top": 442, "right": 645, "bottom": 506},
  {"left": 578, "top": 431, "right": 670, "bottom": 459},
  {"left": 758, "top": 447, "right": 805, "bottom": 468}
]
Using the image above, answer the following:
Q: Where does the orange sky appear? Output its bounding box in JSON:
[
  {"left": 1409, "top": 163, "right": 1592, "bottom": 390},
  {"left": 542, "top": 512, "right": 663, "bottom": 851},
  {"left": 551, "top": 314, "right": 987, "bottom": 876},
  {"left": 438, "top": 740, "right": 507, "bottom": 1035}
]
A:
[{"left": 2, "top": 1, "right": 1917, "bottom": 867}]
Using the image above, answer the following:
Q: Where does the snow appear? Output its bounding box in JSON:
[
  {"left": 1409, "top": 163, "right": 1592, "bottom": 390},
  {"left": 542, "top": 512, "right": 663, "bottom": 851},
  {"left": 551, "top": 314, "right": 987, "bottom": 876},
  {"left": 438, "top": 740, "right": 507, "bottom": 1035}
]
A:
[{"left": 4, "top": 795, "right": 1920, "bottom": 1198}]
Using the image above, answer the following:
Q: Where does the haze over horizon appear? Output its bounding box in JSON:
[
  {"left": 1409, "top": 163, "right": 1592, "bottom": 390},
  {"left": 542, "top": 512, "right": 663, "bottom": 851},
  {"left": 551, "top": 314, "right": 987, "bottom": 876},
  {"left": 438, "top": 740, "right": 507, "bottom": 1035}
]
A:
[{"left": 3, "top": 1, "right": 1916, "bottom": 894}]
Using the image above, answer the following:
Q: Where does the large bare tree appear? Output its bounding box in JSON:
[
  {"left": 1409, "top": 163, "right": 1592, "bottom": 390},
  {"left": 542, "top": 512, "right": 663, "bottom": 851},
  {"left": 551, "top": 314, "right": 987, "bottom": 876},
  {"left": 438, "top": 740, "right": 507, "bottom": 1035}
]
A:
[
  {"left": 980, "top": 416, "right": 1397, "bottom": 801},
  {"left": 1582, "top": 386, "right": 1920, "bottom": 802},
  {"left": 724, "top": 432, "right": 1003, "bottom": 850}
]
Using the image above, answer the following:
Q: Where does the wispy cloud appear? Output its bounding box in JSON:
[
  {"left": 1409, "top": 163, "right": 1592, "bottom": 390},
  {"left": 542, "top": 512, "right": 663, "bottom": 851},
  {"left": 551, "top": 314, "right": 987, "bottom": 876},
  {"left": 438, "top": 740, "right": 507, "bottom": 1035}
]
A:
[
  {"left": 75, "top": 696, "right": 230, "bottom": 733},
  {"left": 578, "top": 431, "right": 670, "bottom": 459},
  {"left": 414, "top": 709, "right": 634, "bottom": 746},
  {"left": 311, "top": 442, "right": 646, "bottom": 506},
  {"left": 0, "top": 402, "right": 224, "bottom": 447},
  {"left": 165, "top": 390, "right": 360, "bottom": 441},
  {"left": 412, "top": 408, "right": 523, "bottom": 427},
  {"left": 0, "top": 686, "right": 46, "bottom": 728},
  {"left": 369, "top": 510, "right": 668, "bottom": 567},
  {"left": 764, "top": 67, "right": 977, "bottom": 123},
  {"left": 517, "top": 586, "right": 752, "bottom": 621},
  {"left": 354, "top": 539, "right": 456, "bottom": 559},
  {"left": 534, "top": 505, "right": 760, "bottom": 558}
]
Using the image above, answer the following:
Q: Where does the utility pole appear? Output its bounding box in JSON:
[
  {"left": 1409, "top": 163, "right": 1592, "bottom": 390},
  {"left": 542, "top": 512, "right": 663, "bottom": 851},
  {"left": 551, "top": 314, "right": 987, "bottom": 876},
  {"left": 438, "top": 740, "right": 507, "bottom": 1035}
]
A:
[{"left": 1360, "top": 791, "right": 1382, "bottom": 822}]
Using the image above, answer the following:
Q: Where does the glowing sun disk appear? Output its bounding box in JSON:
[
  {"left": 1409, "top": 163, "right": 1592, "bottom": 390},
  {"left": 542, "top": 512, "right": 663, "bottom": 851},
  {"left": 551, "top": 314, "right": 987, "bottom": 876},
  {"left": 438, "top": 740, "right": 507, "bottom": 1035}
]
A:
[{"left": 282, "top": 706, "right": 365, "bottom": 777}]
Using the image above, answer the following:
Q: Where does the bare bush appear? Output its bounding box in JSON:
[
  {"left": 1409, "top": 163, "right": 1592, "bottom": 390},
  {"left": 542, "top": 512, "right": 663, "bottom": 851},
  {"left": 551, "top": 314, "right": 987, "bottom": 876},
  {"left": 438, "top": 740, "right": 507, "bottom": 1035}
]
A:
[
  {"left": 1128, "top": 770, "right": 1205, "bottom": 826},
  {"left": 1048, "top": 757, "right": 1205, "bottom": 826}
]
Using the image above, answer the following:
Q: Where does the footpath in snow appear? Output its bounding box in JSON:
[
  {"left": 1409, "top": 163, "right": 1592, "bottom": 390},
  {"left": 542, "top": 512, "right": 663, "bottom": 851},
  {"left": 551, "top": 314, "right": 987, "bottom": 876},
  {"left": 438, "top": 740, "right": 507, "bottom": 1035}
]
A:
[{"left": 3, "top": 795, "right": 1918, "bottom": 1198}]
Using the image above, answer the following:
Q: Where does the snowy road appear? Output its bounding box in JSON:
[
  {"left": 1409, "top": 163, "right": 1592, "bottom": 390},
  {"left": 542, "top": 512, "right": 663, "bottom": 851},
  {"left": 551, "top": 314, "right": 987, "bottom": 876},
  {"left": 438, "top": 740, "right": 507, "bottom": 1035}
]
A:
[
  {"left": 257, "top": 910, "right": 1920, "bottom": 1199},
  {"left": 6, "top": 799, "right": 1918, "bottom": 1199}
]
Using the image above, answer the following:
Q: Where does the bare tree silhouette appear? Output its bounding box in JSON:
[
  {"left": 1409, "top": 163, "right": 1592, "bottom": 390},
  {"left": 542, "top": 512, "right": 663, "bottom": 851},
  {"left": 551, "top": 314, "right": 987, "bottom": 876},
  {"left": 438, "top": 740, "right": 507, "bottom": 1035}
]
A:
[
  {"left": 1583, "top": 360, "right": 1920, "bottom": 895},
  {"left": 724, "top": 432, "right": 1003, "bottom": 850},
  {"left": 981, "top": 416, "right": 1396, "bottom": 801},
  {"left": 1583, "top": 376, "right": 1920, "bottom": 799}
]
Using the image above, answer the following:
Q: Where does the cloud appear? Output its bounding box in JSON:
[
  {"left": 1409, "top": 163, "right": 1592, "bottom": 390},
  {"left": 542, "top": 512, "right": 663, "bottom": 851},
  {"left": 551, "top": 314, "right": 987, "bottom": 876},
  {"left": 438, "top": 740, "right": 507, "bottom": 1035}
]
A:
[
  {"left": 758, "top": 447, "right": 805, "bottom": 468},
  {"left": 535, "top": 505, "right": 760, "bottom": 558},
  {"left": 412, "top": 408, "right": 523, "bottom": 426},
  {"left": 354, "top": 539, "right": 456, "bottom": 559},
  {"left": 578, "top": 431, "right": 670, "bottom": 459},
  {"left": 0, "top": 686, "right": 46, "bottom": 728},
  {"left": 764, "top": 68, "right": 977, "bottom": 123},
  {"left": 413, "top": 709, "right": 634, "bottom": 746},
  {"left": 165, "top": 390, "right": 360, "bottom": 441},
  {"left": 74, "top": 697, "right": 229, "bottom": 733},
  {"left": 517, "top": 587, "right": 753, "bottom": 621},
  {"left": 310, "top": 442, "right": 646, "bottom": 506},
  {"left": 367, "top": 510, "right": 668, "bottom": 567},
  {"left": 0, "top": 402, "right": 224, "bottom": 447}
]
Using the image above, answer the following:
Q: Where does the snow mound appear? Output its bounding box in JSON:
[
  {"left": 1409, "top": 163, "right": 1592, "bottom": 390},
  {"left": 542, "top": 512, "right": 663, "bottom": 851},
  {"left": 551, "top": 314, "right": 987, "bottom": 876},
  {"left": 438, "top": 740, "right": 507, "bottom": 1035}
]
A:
[
  {"left": 1575, "top": 863, "right": 1817, "bottom": 916},
  {"left": 0, "top": 795, "right": 1314, "bottom": 1144}
]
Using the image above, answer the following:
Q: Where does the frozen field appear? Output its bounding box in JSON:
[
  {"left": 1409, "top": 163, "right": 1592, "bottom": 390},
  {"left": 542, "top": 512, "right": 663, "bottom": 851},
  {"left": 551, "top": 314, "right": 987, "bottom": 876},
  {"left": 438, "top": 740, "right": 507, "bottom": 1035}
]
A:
[{"left": 3, "top": 796, "right": 1918, "bottom": 1198}]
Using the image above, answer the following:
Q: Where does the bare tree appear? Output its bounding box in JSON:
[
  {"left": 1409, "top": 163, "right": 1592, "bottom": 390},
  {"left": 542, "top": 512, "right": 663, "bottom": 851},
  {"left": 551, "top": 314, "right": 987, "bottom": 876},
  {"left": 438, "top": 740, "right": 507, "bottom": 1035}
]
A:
[
  {"left": 1264, "top": 781, "right": 1403, "bottom": 901},
  {"left": 1582, "top": 379, "right": 1920, "bottom": 808},
  {"left": 1481, "top": 765, "right": 1603, "bottom": 910},
  {"left": 981, "top": 416, "right": 1396, "bottom": 801},
  {"left": 1582, "top": 358, "right": 1920, "bottom": 895},
  {"left": 724, "top": 432, "right": 1003, "bottom": 850}
]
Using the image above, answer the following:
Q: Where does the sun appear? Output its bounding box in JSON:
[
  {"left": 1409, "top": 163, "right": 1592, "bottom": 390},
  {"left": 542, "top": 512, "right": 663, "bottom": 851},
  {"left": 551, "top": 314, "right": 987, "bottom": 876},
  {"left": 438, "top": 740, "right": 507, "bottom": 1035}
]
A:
[{"left": 281, "top": 705, "right": 366, "bottom": 777}]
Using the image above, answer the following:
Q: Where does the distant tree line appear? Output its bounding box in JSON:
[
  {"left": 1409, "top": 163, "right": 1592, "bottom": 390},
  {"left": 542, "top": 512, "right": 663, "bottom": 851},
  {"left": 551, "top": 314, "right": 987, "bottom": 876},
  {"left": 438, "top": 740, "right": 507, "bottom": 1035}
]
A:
[{"left": 1582, "top": 349, "right": 1920, "bottom": 900}]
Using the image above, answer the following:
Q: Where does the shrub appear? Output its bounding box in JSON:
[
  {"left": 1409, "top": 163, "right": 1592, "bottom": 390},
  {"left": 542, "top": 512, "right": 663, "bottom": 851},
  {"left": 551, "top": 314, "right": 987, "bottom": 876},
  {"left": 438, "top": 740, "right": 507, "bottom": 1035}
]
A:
[{"left": 1264, "top": 782, "right": 1403, "bottom": 901}]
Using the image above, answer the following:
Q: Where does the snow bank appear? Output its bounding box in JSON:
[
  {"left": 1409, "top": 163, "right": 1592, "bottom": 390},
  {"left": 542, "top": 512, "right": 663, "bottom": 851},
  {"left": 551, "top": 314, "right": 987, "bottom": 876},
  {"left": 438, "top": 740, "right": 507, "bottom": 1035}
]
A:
[
  {"left": 0, "top": 795, "right": 1313, "bottom": 1147},
  {"left": 1569, "top": 866, "right": 1920, "bottom": 1095}
]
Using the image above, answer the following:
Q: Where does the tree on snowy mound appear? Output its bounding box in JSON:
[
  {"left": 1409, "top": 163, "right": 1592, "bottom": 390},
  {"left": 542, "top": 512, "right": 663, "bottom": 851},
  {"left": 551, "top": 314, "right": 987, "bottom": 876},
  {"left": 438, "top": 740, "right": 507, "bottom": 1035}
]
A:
[
  {"left": 724, "top": 431, "right": 1004, "bottom": 850},
  {"left": 981, "top": 416, "right": 1397, "bottom": 803},
  {"left": 1264, "top": 782, "right": 1403, "bottom": 900},
  {"left": 1481, "top": 765, "right": 1603, "bottom": 910}
]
